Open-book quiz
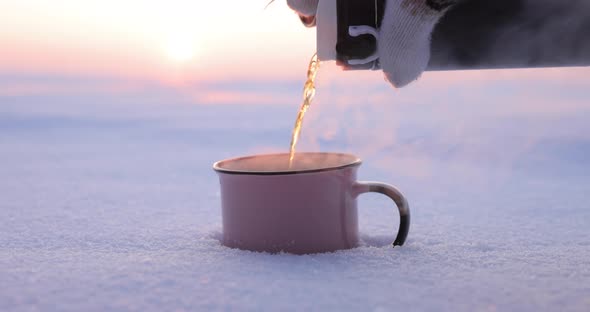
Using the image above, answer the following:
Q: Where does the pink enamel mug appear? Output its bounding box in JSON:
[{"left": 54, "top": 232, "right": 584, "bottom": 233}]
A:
[{"left": 213, "top": 152, "right": 410, "bottom": 254}]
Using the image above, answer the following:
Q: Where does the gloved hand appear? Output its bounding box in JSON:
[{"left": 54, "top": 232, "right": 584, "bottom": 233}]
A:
[{"left": 287, "top": 0, "right": 456, "bottom": 88}]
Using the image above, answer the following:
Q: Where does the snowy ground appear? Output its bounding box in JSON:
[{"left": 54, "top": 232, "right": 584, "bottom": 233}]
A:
[{"left": 1, "top": 69, "right": 589, "bottom": 311}]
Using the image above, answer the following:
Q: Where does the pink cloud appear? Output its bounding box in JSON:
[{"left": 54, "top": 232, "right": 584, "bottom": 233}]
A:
[
  {"left": 0, "top": 81, "right": 145, "bottom": 97},
  {"left": 190, "top": 90, "right": 286, "bottom": 106}
]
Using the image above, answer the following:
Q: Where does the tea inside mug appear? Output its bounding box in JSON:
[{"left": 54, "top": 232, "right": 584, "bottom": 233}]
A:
[{"left": 214, "top": 152, "right": 360, "bottom": 173}]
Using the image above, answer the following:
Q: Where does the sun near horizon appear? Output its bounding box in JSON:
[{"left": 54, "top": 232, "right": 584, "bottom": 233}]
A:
[{"left": 164, "top": 33, "right": 199, "bottom": 63}]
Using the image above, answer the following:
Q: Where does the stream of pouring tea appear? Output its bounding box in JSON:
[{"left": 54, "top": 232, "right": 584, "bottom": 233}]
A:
[{"left": 289, "top": 53, "right": 320, "bottom": 167}]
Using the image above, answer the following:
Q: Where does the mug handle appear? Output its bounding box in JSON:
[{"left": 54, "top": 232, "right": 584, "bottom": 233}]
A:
[{"left": 354, "top": 182, "right": 410, "bottom": 247}]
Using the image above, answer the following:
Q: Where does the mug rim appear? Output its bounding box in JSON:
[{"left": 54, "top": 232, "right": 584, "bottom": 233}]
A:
[{"left": 213, "top": 152, "right": 362, "bottom": 176}]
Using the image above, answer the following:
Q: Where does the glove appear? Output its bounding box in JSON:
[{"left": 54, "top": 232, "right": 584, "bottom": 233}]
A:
[{"left": 287, "top": 0, "right": 456, "bottom": 88}]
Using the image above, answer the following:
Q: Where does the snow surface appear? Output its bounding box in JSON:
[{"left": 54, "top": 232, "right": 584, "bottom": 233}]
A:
[{"left": 1, "top": 70, "right": 590, "bottom": 311}]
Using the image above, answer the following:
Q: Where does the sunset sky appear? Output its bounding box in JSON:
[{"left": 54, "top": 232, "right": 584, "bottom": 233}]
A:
[{"left": 1, "top": 1, "right": 315, "bottom": 83}]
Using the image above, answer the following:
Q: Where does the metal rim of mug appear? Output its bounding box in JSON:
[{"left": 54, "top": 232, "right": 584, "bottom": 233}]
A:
[{"left": 213, "top": 152, "right": 362, "bottom": 176}]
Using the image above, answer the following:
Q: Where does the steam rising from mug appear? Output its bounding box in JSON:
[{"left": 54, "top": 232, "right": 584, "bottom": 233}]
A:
[{"left": 216, "top": 153, "right": 360, "bottom": 173}]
